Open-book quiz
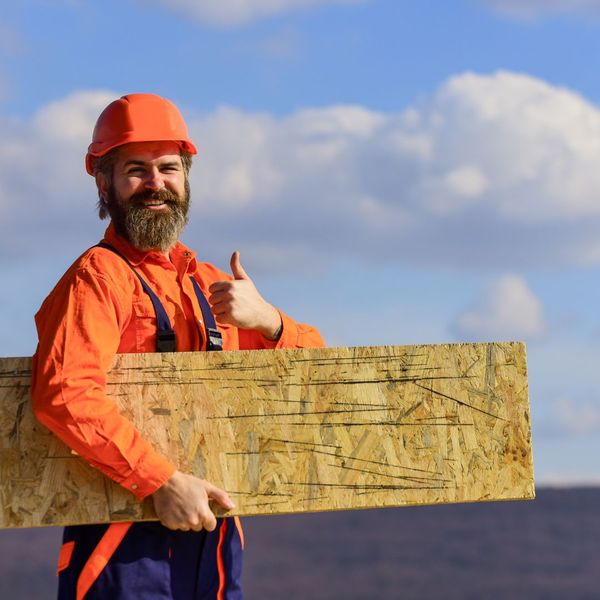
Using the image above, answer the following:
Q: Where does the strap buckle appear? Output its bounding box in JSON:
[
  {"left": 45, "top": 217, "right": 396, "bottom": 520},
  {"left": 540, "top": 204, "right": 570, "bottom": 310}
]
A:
[
  {"left": 207, "top": 328, "right": 223, "bottom": 352},
  {"left": 156, "top": 329, "right": 177, "bottom": 353}
]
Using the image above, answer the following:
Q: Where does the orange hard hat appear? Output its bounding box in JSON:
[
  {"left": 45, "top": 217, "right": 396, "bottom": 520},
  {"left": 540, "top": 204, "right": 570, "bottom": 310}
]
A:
[{"left": 85, "top": 93, "right": 198, "bottom": 175}]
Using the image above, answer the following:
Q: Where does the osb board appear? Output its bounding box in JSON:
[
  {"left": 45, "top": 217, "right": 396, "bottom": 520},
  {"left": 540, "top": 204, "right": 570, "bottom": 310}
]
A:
[{"left": 0, "top": 342, "right": 534, "bottom": 529}]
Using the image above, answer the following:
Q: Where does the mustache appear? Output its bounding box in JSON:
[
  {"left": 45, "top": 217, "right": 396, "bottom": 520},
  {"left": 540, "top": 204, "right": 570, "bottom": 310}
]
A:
[{"left": 128, "top": 188, "right": 181, "bottom": 206}]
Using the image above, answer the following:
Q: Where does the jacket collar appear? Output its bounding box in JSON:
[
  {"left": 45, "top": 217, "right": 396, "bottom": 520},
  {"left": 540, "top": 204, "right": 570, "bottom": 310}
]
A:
[{"left": 102, "top": 222, "right": 197, "bottom": 270}]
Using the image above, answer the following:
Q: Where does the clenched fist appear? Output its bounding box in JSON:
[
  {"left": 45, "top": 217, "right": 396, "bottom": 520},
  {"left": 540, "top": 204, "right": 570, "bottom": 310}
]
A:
[{"left": 152, "top": 471, "right": 234, "bottom": 532}]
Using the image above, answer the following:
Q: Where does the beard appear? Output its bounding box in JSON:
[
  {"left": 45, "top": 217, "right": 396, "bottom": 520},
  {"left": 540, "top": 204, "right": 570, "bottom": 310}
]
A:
[{"left": 105, "top": 181, "right": 190, "bottom": 253}]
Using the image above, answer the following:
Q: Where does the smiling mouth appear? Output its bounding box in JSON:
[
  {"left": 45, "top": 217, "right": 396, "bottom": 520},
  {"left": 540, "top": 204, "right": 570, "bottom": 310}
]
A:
[
  {"left": 142, "top": 200, "right": 169, "bottom": 210},
  {"left": 130, "top": 188, "right": 180, "bottom": 210}
]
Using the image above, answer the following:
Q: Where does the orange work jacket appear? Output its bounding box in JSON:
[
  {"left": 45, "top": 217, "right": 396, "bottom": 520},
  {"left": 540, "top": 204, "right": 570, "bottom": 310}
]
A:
[{"left": 31, "top": 224, "right": 325, "bottom": 500}]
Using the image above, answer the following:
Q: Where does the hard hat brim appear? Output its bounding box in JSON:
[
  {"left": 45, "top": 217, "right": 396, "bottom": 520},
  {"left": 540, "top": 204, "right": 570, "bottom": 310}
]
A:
[{"left": 85, "top": 137, "right": 197, "bottom": 175}]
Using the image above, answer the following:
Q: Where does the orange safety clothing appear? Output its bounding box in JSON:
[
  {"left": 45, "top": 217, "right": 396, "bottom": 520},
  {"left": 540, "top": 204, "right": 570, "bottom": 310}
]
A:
[{"left": 31, "top": 223, "right": 325, "bottom": 500}]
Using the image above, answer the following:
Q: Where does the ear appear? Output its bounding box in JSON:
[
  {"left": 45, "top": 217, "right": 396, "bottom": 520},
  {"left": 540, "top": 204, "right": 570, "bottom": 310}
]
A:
[{"left": 95, "top": 172, "right": 108, "bottom": 203}]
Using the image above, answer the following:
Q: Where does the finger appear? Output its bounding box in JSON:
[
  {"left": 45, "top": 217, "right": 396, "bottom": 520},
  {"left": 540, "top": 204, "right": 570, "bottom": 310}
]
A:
[
  {"left": 160, "top": 519, "right": 179, "bottom": 531},
  {"left": 230, "top": 251, "right": 249, "bottom": 281},
  {"left": 201, "top": 509, "right": 217, "bottom": 532},
  {"left": 208, "top": 290, "right": 232, "bottom": 306},
  {"left": 213, "top": 311, "right": 235, "bottom": 327},
  {"left": 206, "top": 483, "right": 235, "bottom": 510},
  {"left": 208, "top": 297, "right": 231, "bottom": 314},
  {"left": 208, "top": 281, "right": 233, "bottom": 294},
  {"left": 162, "top": 517, "right": 189, "bottom": 531},
  {"left": 211, "top": 306, "right": 232, "bottom": 319},
  {"left": 189, "top": 517, "right": 204, "bottom": 532}
]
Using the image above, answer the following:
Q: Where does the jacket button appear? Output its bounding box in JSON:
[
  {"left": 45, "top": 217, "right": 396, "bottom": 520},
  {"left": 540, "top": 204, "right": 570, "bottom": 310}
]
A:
[{"left": 131, "top": 484, "right": 139, "bottom": 490}]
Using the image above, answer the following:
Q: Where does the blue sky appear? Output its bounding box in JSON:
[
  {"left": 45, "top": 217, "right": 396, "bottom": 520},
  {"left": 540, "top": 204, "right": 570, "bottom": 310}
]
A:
[{"left": 2, "top": 0, "right": 600, "bottom": 486}]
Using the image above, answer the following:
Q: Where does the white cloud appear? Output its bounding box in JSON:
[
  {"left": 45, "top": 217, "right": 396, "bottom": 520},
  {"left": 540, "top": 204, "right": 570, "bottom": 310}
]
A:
[
  {"left": 147, "top": 0, "right": 364, "bottom": 27},
  {"left": 184, "top": 71, "right": 600, "bottom": 269},
  {"left": 5, "top": 71, "right": 600, "bottom": 270},
  {"left": 481, "top": 0, "right": 600, "bottom": 21},
  {"left": 421, "top": 71, "right": 600, "bottom": 223},
  {"left": 453, "top": 274, "right": 546, "bottom": 341},
  {"left": 422, "top": 165, "right": 489, "bottom": 215},
  {"left": 0, "top": 90, "right": 116, "bottom": 254}
]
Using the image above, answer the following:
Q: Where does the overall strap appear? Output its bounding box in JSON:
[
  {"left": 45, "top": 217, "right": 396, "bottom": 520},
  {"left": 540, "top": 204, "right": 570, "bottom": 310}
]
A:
[
  {"left": 189, "top": 277, "right": 223, "bottom": 351},
  {"left": 96, "top": 242, "right": 176, "bottom": 352},
  {"left": 95, "top": 242, "right": 223, "bottom": 352}
]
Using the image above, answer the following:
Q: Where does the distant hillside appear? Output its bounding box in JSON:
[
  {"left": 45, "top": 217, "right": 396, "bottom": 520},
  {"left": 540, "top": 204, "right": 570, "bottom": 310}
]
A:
[
  {"left": 243, "top": 487, "right": 600, "bottom": 599},
  {"left": 1, "top": 487, "right": 598, "bottom": 599}
]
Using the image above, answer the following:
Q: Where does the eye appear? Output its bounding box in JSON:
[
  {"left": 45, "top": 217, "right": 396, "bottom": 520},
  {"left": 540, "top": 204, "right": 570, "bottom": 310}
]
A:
[{"left": 126, "top": 167, "right": 145, "bottom": 175}]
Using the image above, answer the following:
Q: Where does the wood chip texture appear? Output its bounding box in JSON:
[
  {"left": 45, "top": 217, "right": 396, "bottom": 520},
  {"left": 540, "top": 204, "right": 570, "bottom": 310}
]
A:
[{"left": 0, "top": 342, "right": 534, "bottom": 529}]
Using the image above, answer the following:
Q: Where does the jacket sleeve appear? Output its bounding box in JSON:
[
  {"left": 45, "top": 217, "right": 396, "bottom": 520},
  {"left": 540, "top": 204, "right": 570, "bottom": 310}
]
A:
[
  {"left": 31, "top": 266, "right": 176, "bottom": 500},
  {"left": 237, "top": 309, "right": 326, "bottom": 350}
]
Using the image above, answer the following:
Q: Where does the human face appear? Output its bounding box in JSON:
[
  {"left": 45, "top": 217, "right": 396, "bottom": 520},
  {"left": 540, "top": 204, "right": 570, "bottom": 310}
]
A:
[
  {"left": 97, "top": 141, "right": 190, "bottom": 252},
  {"left": 109, "top": 140, "right": 187, "bottom": 205}
]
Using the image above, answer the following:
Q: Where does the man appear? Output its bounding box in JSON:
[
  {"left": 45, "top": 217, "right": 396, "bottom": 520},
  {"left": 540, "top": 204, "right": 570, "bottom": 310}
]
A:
[{"left": 31, "top": 93, "right": 325, "bottom": 599}]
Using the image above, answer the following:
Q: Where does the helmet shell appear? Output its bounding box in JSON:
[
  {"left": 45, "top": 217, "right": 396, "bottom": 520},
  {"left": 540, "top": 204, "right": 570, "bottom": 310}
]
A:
[{"left": 85, "top": 93, "right": 197, "bottom": 175}]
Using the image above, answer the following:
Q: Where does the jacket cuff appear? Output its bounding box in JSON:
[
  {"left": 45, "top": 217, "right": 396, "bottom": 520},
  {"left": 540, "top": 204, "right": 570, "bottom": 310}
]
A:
[
  {"left": 261, "top": 310, "right": 298, "bottom": 349},
  {"left": 118, "top": 455, "right": 177, "bottom": 500}
]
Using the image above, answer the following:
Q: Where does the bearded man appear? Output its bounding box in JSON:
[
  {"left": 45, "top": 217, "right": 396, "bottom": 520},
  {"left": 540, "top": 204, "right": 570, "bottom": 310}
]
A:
[{"left": 31, "top": 94, "right": 324, "bottom": 599}]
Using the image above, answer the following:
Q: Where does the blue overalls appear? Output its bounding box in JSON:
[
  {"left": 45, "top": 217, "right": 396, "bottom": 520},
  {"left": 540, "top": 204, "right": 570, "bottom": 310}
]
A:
[{"left": 56, "top": 243, "right": 244, "bottom": 599}]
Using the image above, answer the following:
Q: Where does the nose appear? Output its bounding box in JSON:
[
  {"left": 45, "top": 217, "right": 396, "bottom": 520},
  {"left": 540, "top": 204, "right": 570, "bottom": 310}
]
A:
[{"left": 144, "top": 167, "right": 165, "bottom": 191}]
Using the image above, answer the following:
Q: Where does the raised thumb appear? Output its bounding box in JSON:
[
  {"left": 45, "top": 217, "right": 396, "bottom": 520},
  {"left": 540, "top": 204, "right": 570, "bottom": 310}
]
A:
[{"left": 230, "top": 251, "right": 249, "bottom": 280}]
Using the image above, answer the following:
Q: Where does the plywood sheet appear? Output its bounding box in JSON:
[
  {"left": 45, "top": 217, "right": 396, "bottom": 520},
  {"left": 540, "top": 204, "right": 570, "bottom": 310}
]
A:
[{"left": 0, "top": 342, "right": 534, "bottom": 529}]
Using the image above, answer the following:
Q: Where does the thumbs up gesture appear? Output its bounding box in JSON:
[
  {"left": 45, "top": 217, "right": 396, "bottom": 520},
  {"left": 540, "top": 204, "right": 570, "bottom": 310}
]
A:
[{"left": 208, "top": 251, "right": 282, "bottom": 340}]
